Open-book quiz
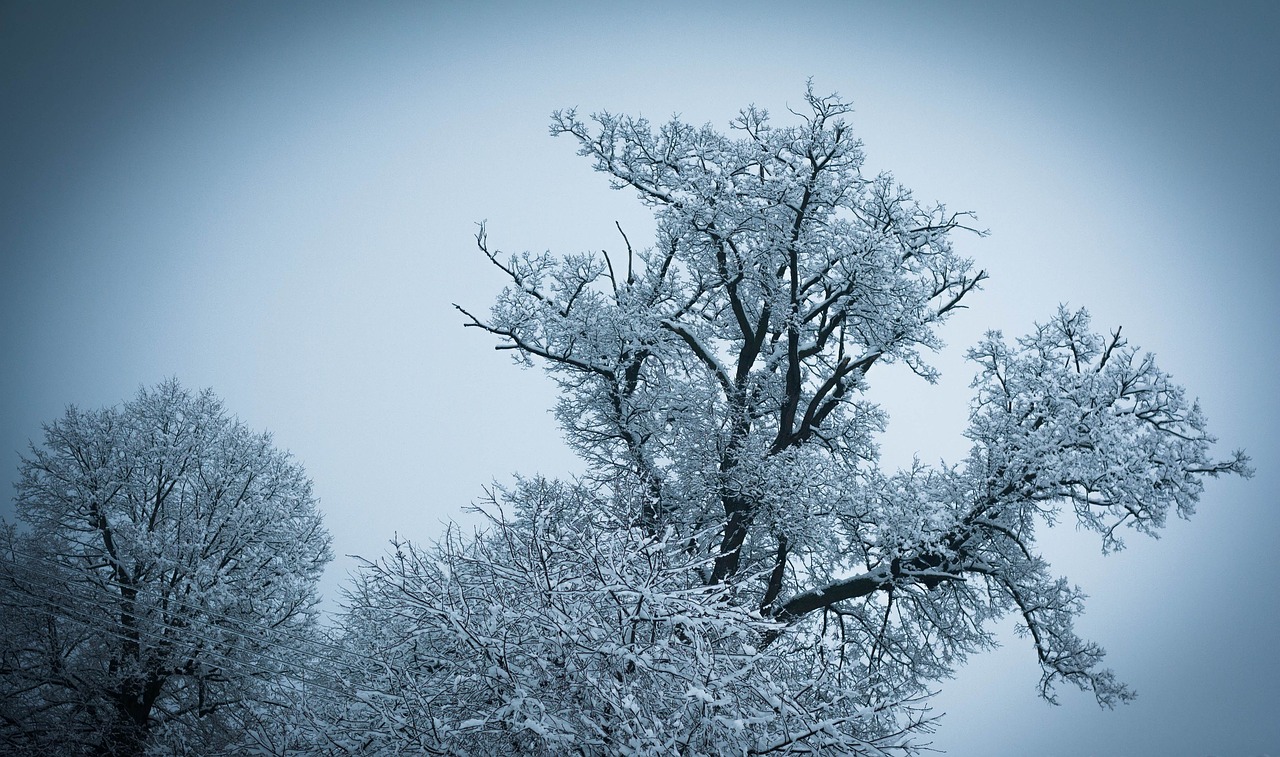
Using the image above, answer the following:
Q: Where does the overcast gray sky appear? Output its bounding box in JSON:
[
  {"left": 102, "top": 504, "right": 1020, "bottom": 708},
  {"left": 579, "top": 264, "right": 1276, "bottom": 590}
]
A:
[{"left": 2, "top": 2, "right": 1277, "bottom": 755}]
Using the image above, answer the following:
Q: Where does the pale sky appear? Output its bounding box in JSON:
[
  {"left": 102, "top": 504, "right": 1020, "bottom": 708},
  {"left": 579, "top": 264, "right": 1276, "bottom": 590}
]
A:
[{"left": 2, "top": 2, "right": 1277, "bottom": 755}]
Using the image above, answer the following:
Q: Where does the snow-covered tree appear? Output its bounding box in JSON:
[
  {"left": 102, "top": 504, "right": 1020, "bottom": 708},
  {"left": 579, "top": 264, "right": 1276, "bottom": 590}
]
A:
[
  {"left": 337, "top": 86, "right": 1250, "bottom": 754},
  {"left": 0, "top": 379, "right": 332, "bottom": 757}
]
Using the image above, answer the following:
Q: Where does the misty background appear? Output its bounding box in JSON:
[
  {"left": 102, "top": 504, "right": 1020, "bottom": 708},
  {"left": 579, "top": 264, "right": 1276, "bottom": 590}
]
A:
[{"left": 2, "top": 2, "right": 1276, "bottom": 755}]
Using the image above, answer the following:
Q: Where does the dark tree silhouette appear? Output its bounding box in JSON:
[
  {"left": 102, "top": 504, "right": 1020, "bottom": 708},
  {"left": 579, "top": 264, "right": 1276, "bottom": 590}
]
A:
[{"left": 0, "top": 380, "right": 331, "bottom": 757}]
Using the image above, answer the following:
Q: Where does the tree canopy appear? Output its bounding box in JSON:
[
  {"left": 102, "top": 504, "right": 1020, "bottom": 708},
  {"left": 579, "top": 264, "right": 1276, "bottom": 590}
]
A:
[{"left": 0, "top": 379, "right": 332, "bottom": 756}]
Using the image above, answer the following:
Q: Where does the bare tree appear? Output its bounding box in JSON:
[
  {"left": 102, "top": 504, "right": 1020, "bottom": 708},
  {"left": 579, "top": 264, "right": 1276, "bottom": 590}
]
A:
[{"left": 0, "top": 379, "right": 332, "bottom": 757}]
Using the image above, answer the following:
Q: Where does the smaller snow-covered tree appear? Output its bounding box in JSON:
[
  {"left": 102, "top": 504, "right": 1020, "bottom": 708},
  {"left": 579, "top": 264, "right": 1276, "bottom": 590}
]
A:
[{"left": 0, "top": 380, "right": 332, "bottom": 757}]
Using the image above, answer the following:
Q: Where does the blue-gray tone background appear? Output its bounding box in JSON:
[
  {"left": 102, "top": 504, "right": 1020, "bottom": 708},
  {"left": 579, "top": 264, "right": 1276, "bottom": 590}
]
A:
[{"left": 2, "top": 2, "right": 1276, "bottom": 754}]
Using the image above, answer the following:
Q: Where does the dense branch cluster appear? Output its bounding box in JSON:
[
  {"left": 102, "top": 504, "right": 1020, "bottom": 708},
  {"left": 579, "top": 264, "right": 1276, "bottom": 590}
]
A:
[
  {"left": 0, "top": 380, "right": 331, "bottom": 756},
  {"left": 319, "top": 480, "right": 929, "bottom": 755}
]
